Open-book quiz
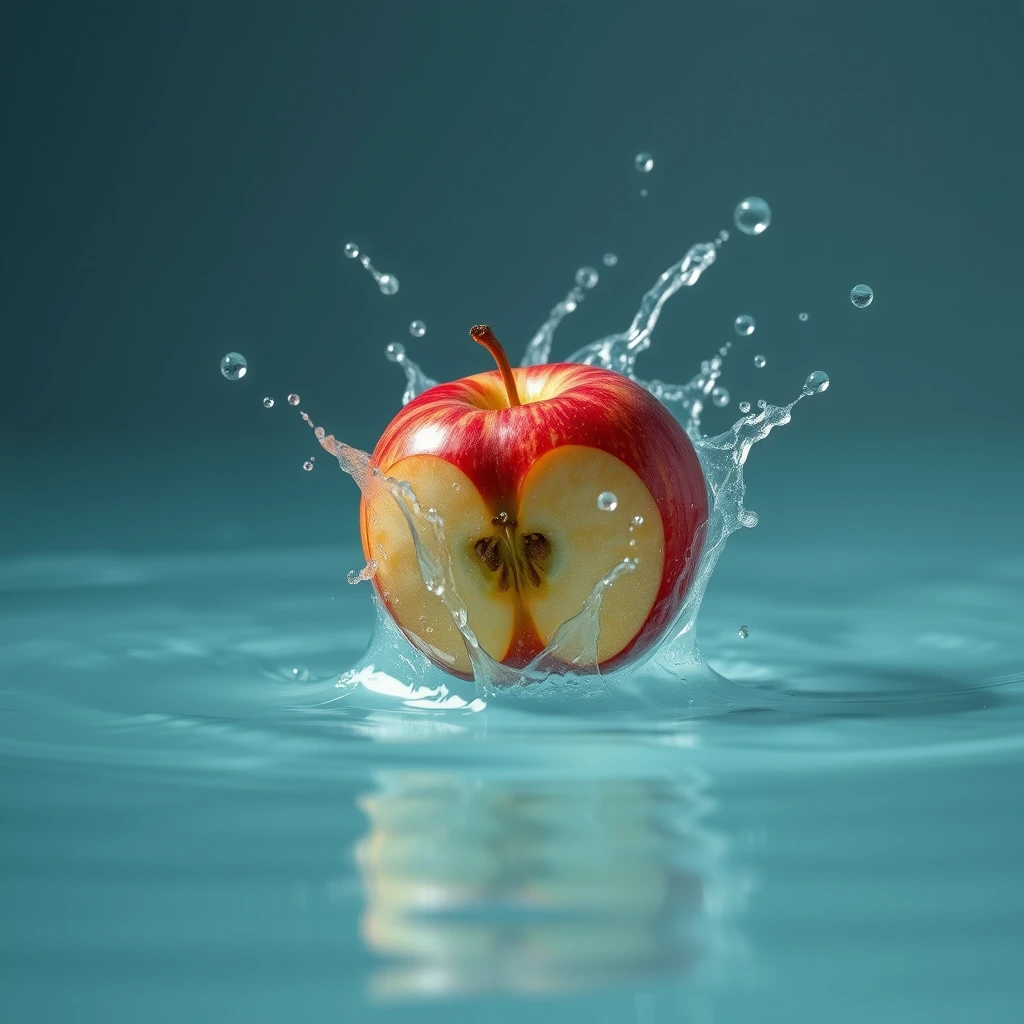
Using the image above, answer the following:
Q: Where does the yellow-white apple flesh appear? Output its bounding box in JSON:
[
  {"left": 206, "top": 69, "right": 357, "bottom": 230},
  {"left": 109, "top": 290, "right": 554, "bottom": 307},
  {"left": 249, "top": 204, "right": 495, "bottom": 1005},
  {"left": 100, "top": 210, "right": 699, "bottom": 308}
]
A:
[{"left": 362, "top": 360, "right": 707, "bottom": 678}]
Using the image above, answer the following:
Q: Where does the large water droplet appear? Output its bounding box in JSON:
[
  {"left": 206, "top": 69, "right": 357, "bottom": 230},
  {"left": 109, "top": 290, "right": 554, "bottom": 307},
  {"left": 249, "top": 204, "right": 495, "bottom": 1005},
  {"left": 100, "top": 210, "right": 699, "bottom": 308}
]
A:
[
  {"left": 302, "top": 460, "right": 314, "bottom": 472},
  {"left": 262, "top": 396, "right": 274, "bottom": 408},
  {"left": 378, "top": 273, "right": 399, "bottom": 296},
  {"left": 737, "top": 625, "right": 750, "bottom": 640},
  {"left": 575, "top": 266, "right": 599, "bottom": 289},
  {"left": 712, "top": 385, "right": 730, "bottom": 407},
  {"left": 738, "top": 400, "right": 751, "bottom": 414},
  {"left": 219, "top": 352, "right": 247, "bottom": 380},
  {"left": 753, "top": 354, "right": 766, "bottom": 369},
  {"left": 733, "top": 197, "right": 771, "bottom": 236},
  {"left": 287, "top": 393, "right": 300, "bottom": 406},
  {"left": 409, "top": 320, "right": 426, "bottom": 338},
  {"left": 602, "top": 252, "right": 618, "bottom": 267},
  {"left": 734, "top": 314, "right": 755, "bottom": 336},
  {"left": 343, "top": 242, "right": 359, "bottom": 259},
  {"left": 634, "top": 152, "right": 654, "bottom": 173},
  {"left": 803, "top": 370, "right": 830, "bottom": 394},
  {"left": 597, "top": 491, "right": 618, "bottom": 512},
  {"left": 850, "top": 284, "right": 873, "bottom": 308}
]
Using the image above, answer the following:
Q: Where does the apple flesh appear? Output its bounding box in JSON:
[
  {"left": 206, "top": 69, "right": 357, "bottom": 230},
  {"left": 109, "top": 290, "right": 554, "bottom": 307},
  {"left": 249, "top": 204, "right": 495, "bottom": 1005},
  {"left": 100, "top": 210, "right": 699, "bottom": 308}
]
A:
[{"left": 361, "top": 326, "right": 708, "bottom": 677}]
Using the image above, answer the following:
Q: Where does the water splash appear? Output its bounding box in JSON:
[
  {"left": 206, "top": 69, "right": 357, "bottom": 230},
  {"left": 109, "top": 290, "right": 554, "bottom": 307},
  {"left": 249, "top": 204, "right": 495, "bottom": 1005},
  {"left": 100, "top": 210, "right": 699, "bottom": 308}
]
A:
[
  {"left": 384, "top": 342, "right": 437, "bottom": 406},
  {"left": 344, "top": 242, "right": 400, "bottom": 296},
  {"left": 310, "top": 221, "right": 829, "bottom": 707}
]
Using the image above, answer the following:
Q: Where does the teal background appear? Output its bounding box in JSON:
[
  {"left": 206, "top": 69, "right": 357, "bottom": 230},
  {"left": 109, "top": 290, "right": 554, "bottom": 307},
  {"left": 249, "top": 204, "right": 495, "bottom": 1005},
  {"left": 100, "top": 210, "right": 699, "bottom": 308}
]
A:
[{"left": 2, "top": 1, "right": 1021, "bottom": 454}]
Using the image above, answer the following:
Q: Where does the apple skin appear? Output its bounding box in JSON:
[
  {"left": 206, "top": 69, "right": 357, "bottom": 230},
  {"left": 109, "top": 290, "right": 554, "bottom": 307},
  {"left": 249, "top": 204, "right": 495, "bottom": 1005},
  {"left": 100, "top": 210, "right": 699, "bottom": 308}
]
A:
[{"left": 361, "top": 362, "right": 708, "bottom": 676}]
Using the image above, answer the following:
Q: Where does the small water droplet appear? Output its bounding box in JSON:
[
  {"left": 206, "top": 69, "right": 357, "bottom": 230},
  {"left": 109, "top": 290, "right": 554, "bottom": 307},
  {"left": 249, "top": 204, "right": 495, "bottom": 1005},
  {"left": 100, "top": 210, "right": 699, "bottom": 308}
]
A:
[
  {"left": 756, "top": 399, "right": 767, "bottom": 410},
  {"left": 632, "top": 514, "right": 644, "bottom": 526},
  {"left": 343, "top": 242, "right": 360, "bottom": 259},
  {"left": 753, "top": 354, "right": 766, "bottom": 369},
  {"left": 718, "top": 229, "right": 730, "bottom": 243},
  {"left": 451, "top": 481, "right": 460, "bottom": 491},
  {"left": 737, "top": 625, "right": 750, "bottom": 640},
  {"left": 575, "top": 266, "right": 599, "bottom": 289},
  {"left": 734, "top": 314, "right": 755, "bottom": 336},
  {"left": 602, "top": 252, "right": 618, "bottom": 266},
  {"left": 738, "top": 400, "right": 751, "bottom": 414},
  {"left": 712, "top": 385, "right": 730, "bottom": 407},
  {"left": 262, "top": 397, "right": 274, "bottom": 408},
  {"left": 385, "top": 342, "right": 405, "bottom": 362},
  {"left": 719, "top": 346, "right": 729, "bottom": 356},
  {"left": 639, "top": 188, "right": 649, "bottom": 198},
  {"left": 287, "top": 393, "right": 300, "bottom": 406},
  {"left": 733, "top": 196, "right": 771, "bottom": 235},
  {"left": 739, "top": 508, "right": 759, "bottom": 527},
  {"left": 291, "top": 666, "right": 310, "bottom": 681},
  {"left": 803, "top": 370, "right": 830, "bottom": 394},
  {"left": 597, "top": 491, "right": 618, "bottom": 512},
  {"left": 634, "top": 152, "right": 654, "bottom": 173},
  {"left": 377, "top": 273, "right": 399, "bottom": 296},
  {"left": 798, "top": 312, "right": 809, "bottom": 322},
  {"left": 302, "top": 460, "right": 314, "bottom": 472},
  {"left": 219, "top": 352, "right": 247, "bottom": 380},
  {"left": 409, "top": 320, "right": 426, "bottom": 337},
  {"left": 850, "top": 284, "right": 873, "bottom": 308}
]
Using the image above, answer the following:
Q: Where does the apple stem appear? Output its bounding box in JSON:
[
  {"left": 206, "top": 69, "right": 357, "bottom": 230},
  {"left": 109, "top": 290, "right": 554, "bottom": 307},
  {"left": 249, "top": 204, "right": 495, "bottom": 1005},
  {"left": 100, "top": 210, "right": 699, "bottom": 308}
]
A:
[{"left": 469, "top": 325, "right": 522, "bottom": 408}]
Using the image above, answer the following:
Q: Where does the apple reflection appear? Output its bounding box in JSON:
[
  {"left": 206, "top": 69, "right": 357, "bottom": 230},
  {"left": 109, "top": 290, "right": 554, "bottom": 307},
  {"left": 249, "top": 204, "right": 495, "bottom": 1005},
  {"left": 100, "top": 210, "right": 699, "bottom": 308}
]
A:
[{"left": 354, "top": 771, "right": 750, "bottom": 999}]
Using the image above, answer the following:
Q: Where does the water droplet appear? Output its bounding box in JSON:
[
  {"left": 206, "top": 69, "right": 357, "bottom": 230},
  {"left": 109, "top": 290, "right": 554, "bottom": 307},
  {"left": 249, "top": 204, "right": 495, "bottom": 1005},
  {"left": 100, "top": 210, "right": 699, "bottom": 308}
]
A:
[
  {"left": 302, "top": 460, "right": 314, "bottom": 472},
  {"left": 850, "top": 283, "right": 873, "bottom": 308},
  {"left": 718, "top": 229, "right": 730, "bottom": 243},
  {"left": 409, "top": 320, "right": 426, "bottom": 337},
  {"left": 602, "top": 252, "right": 618, "bottom": 267},
  {"left": 575, "top": 266, "right": 599, "bottom": 289},
  {"left": 343, "top": 242, "right": 360, "bottom": 259},
  {"left": 798, "top": 312, "right": 809, "bottom": 322},
  {"left": 753, "top": 354, "right": 766, "bottom": 369},
  {"left": 738, "top": 400, "right": 751, "bottom": 414},
  {"left": 219, "top": 352, "right": 247, "bottom": 380},
  {"left": 634, "top": 152, "right": 654, "bottom": 173},
  {"left": 291, "top": 666, "right": 310, "bottom": 681},
  {"left": 632, "top": 515, "right": 644, "bottom": 526},
  {"left": 377, "top": 273, "right": 399, "bottom": 296},
  {"left": 385, "top": 342, "right": 405, "bottom": 362},
  {"left": 737, "top": 625, "right": 750, "bottom": 640},
  {"left": 639, "top": 188, "right": 649, "bottom": 198},
  {"left": 262, "top": 396, "right": 274, "bottom": 408},
  {"left": 451, "top": 481, "right": 460, "bottom": 491},
  {"left": 711, "top": 385, "right": 730, "bottom": 407},
  {"left": 287, "top": 393, "right": 300, "bottom": 406},
  {"left": 739, "top": 508, "right": 759, "bottom": 527},
  {"left": 734, "top": 314, "right": 755, "bottom": 336},
  {"left": 756, "top": 399, "right": 767, "bottom": 410},
  {"left": 597, "top": 491, "right": 618, "bottom": 512},
  {"left": 733, "top": 197, "right": 771, "bottom": 236},
  {"left": 719, "top": 346, "right": 729, "bottom": 356},
  {"left": 803, "top": 370, "right": 830, "bottom": 394}
]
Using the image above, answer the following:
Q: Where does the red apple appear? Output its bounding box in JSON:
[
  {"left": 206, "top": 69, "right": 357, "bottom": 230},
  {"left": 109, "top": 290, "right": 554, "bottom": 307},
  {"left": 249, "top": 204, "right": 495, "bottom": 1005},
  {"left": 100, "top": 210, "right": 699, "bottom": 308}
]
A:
[{"left": 361, "top": 325, "right": 707, "bottom": 677}]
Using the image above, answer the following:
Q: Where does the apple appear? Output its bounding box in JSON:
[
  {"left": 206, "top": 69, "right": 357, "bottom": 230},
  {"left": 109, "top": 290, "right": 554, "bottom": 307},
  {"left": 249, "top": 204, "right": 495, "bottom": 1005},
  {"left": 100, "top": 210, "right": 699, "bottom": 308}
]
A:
[{"left": 361, "top": 325, "right": 708, "bottom": 677}]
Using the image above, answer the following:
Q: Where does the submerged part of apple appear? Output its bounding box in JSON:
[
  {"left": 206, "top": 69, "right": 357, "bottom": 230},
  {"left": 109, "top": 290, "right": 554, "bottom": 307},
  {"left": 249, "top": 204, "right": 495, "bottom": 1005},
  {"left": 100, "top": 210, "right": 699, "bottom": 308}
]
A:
[{"left": 361, "top": 326, "right": 708, "bottom": 678}]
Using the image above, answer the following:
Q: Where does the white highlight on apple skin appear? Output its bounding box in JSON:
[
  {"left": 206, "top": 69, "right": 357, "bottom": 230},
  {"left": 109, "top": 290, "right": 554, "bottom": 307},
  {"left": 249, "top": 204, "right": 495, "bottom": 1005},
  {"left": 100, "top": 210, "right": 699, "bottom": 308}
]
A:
[{"left": 313, "top": 228, "right": 830, "bottom": 705}]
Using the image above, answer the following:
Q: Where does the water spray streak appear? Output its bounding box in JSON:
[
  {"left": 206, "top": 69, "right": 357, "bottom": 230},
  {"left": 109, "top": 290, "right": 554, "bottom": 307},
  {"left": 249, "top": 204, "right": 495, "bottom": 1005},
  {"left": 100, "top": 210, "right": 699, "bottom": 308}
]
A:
[{"left": 313, "top": 233, "right": 828, "bottom": 706}]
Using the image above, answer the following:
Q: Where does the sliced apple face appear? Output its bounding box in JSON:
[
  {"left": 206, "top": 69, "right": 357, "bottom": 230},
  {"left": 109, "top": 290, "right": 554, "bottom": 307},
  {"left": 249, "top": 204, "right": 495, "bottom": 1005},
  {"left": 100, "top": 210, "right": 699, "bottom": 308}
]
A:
[
  {"left": 516, "top": 445, "right": 664, "bottom": 664},
  {"left": 364, "top": 445, "right": 666, "bottom": 675},
  {"left": 362, "top": 455, "right": 516, "bottom": 676}
]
